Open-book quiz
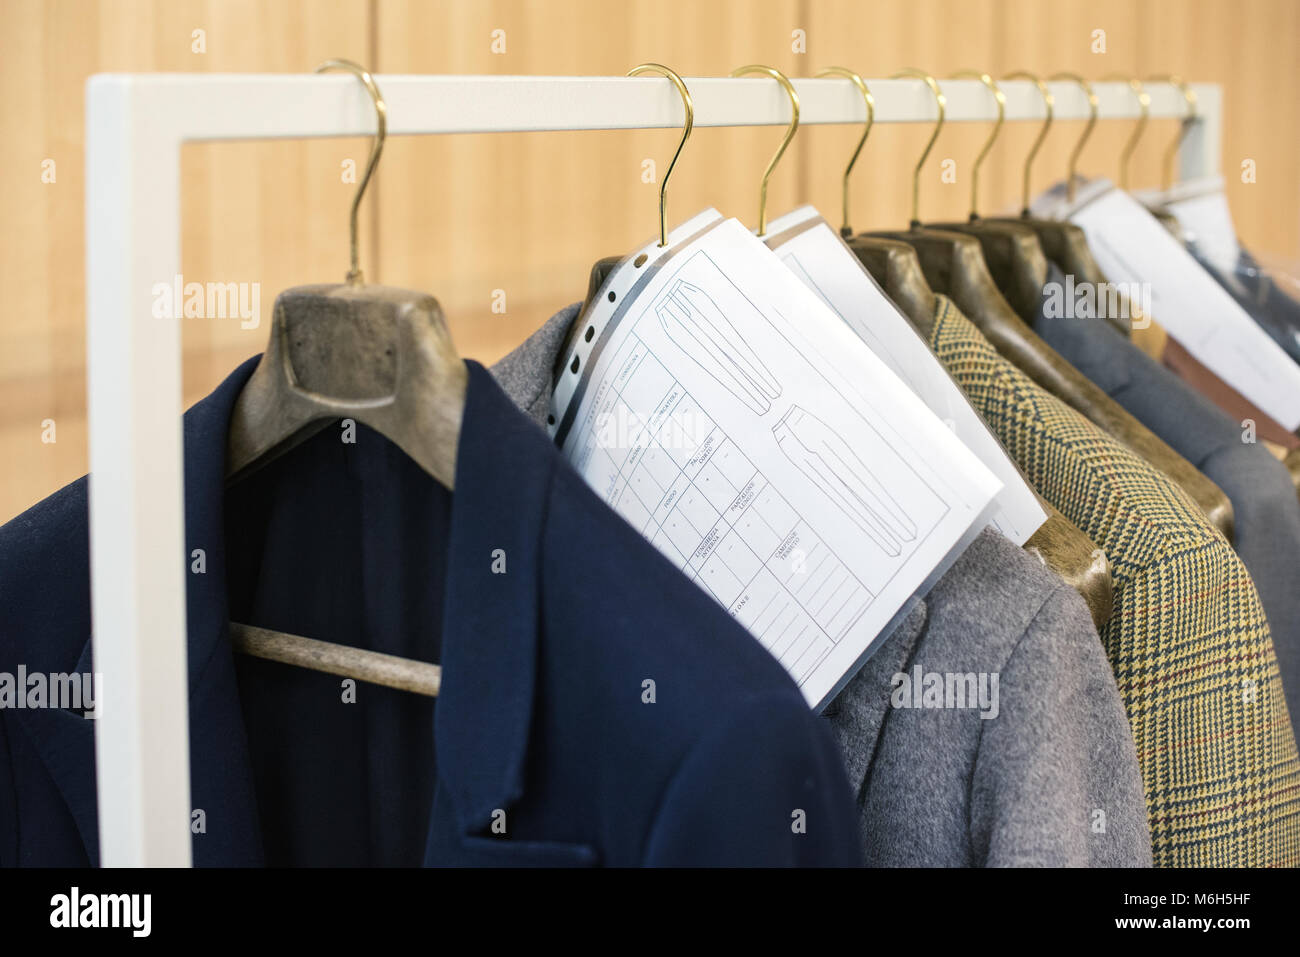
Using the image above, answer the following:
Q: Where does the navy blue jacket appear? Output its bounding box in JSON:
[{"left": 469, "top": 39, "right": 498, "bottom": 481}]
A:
[
  {"left": 0, "top": 358, "right": 859, "bottom": 866},
  {"left": 1033, "top": 263, "right": 1300, "bottom": 740}
]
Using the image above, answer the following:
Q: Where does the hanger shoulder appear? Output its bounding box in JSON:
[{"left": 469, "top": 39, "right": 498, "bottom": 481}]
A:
[
  {"left": 228, "top": 283, "right": 467, "bottom": 488},
  {"left": 845, "top": 236, "right": 938, "bottom": 336},
  {"left": 990, "top": 216, "right": 1132, "bottom": 338},
  {"left": 585, "top": 255, "right": 624, "bottom": 306},
  {"left": 561, "top": 254, "right": 625, "bottom": 360},
  {"left": 932, "top": 219, "right": 1049, "bottom": 320},
  {"left": 1002, "top": 218, "right": 1112, "bottom": 286},
  {"left": 1024, "top": 502, "right": 1113, "bottom": 630}
]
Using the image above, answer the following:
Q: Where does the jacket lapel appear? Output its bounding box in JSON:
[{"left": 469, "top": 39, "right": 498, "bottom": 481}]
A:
[
  {"left": 20, "top": 358, "right": 267, "bottom": 865},
  {"left": 433, "top": 361, "right": 550, "bottom": 838},
  {"left": 822, "top": 600, "right": 929, "bottom": 802},
  {"left": 10, "top": 698, "right": 100, "bottom": 862}
]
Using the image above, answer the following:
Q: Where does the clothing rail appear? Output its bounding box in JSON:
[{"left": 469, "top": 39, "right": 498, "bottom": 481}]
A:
[{"left": 84, "top": 73, "right": 1221, "bottom": 866}]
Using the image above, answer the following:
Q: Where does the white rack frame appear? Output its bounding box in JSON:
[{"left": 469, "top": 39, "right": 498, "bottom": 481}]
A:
[{"left": 84, "top": 74, "right": 1221, "bottom": 866}]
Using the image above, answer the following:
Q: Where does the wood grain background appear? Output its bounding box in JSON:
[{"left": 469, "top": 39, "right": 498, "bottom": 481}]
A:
[{"left": 2, "top": 0, "right": 1297, "bottom": 521}]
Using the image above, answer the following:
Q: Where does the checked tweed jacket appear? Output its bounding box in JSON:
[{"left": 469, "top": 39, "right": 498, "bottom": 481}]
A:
[{"left": 928, "top": 295, "right": 1300, "bottom": 867}]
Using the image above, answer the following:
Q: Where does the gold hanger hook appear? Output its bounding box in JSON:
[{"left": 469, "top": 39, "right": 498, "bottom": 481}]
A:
[
  {"left": 1049, "top": 72, "right": 1098, "bottom": 203},
  {"left": 1102, "top": 74, "right": 1150, "bottom": 189},
  {"left": 1147, "top": 74, "right": 1198, "bottom": 191},
  {"left": 950, "top": 70, "right": 1006, "bottom": 219},
  {"left": 891, "top": 68, "right": 945, "bottom": 228},
  {"left": 315, "top": 59, "right": 387, "bottom": 287},
  {"left": 1002, "top": 70, "right": 1054, "bottom": 215},
  {"left": 815, "top": 66, "right": 874, "bottom": 235},
  {"left": 729, "top": 64, "right": 800, "bottom": 236},
  {"left": 628, "top": 63, "right": 695, "bottom": 247}
]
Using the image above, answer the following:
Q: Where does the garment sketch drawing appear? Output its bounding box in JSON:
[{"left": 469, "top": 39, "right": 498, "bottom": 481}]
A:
[
  {"left": 771, "top": 405, "right": 918, "bottom": 557},
  {"left": 655, "top": 279, "right": 783, "bottom": 415}
]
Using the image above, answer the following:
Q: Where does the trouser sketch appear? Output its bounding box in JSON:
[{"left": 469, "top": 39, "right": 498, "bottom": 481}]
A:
[
  {"left": 772, "top": 405, "right": 917, "bottom": 557},
  {"left": 656, "top": 279, "right": 783, "bottom": 415}
]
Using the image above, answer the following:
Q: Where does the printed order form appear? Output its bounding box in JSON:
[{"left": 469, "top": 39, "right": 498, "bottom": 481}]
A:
[
  {"left": 765, "top": 206, "right": 1047, "bottom": 546},
  {"left": 550, "top": 210, "right": 1001, "bottom": 708}
]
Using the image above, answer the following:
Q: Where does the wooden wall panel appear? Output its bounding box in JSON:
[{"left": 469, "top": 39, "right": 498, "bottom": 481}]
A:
[
  {"left": 0, "top": 0, "right": 1297, "bottom": 522},
  {"left": 0, "top": 0, "right": 370, "bottom": 519},
  {"left": 370, "top": 0, "right": 809, "bottom": 365}
]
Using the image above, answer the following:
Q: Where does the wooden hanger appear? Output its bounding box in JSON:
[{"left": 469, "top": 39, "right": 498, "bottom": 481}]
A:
[
  {"left": 927, "top": 71, "right": 1051, "bottom": 321},
  {"left": 868, "top": 72, "right": 1047, "bottom": 341},
  {"left": 226, "top": 60, "right": 463, "bottom": 696},
  {"left": 937, "top": 218, "right": 1049, "bottom": 322},
  {"left": 847, "top": 237, "right": 938, "bottom": 334},
  {"left": 813, "top": 67, "right": 1113, "bottom": 624},
  {"left": 865, "top": 70, "right": 1234, "bottom": 542},
  {"left": 806, "top": 68, "right": 942, "bottom": 334},
  {"left": 228, "top": 61, "right": 465, "bottom": 486},
  {"left": 982, "top": 73, "right": 1125, "bottom": 333},
  {"left": 1025, "top": 501, "right": 1113, "bottom": 629},
  {"left": 1014, "top": 217, "right": 1114, "bottom": 295},
  {"left": 876, "top": 226, "right": 1234, "bottom": 540}
]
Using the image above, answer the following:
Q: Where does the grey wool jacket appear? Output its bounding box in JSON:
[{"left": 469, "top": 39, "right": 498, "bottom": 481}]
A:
[{"left": 491, "top": 302, "right": 1152, "bottom": 868}]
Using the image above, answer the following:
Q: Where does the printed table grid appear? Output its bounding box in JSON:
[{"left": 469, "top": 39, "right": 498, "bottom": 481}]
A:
[{"left": 587, "top": 331, "right": 876, "bottom": 686}]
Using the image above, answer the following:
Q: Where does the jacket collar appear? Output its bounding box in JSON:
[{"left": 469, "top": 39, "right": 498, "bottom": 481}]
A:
[
  {"left": 32, "top": 355, "right": 551, "bottom": 860},
  {"left": 490, "top": 303, "right": 581, "bottom": 427}
]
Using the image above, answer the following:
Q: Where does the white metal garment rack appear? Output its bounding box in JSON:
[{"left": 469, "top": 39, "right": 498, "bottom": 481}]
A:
[{"left": 84, "top": 73, "right": 1221, "bottom": 865}]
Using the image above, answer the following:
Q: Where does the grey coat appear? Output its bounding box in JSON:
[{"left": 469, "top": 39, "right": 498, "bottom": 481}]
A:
[{"left": 492, "top": 303, "right": 1152, "bottom": 867}]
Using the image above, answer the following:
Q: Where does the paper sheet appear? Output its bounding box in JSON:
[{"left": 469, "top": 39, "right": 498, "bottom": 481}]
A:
[
  {"left": 549, "top": 209, "right": 1002, "bottom": 709},
  {"left": 1136, "top": 177, "right": 1242, "bottom": 276},
  {"left": 764, "top": 206, "right": 1047, "bottom": 546},
  {"left": 1032, "top": 179, "right": 1300, "bottom": 431}
]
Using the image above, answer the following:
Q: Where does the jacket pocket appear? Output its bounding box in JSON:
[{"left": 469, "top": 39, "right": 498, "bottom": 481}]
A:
[{"left": 437, "top": 834, "right": 599, "bottom": 868}]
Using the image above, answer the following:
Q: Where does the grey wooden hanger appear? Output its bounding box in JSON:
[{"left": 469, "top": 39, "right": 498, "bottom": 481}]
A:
[
  {"left": 929, "top": 71, "right": 1050, "bottom": 321},
  {"left": 847, "top": 237, "right": 938, "bottom": 334},
  {"left": 814, "top": 68, "right": 1113, "bottom": 626},
  {"left": 869, "top": 73, "right": 1053, "bottom": 340},
  {"left": 982, "top": 73, "right": 1124, "bottom": 331},
  {"left": 865, "top": 71, "right": 1234, "bottom": 542},
  {"left": 860, "top": 72, "right": 1052, "bottom": 345},
  {"left": 226, "top": 60, "right": 464, "bottom": 696},
  {"left": 804, "top": 68, "right": 941, "bottom": 334}
]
